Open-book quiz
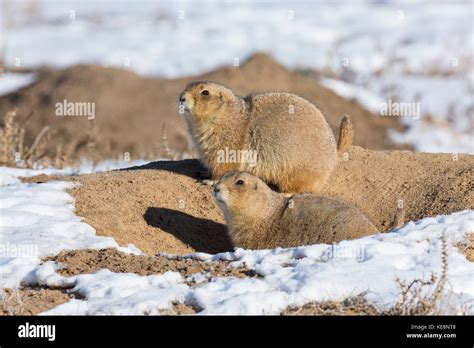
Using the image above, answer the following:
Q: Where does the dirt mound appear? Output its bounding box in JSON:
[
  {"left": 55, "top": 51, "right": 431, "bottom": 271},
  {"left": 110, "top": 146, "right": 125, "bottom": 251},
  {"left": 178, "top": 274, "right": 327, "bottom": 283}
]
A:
[
  {"left": 324, "top": 148, "right": 474, "bottom": 231},
  {"left": 70, "top": 161, "right": 232, "bottom": 255},
  {"left": 55, "top": 147, "right": 473, "bottom": 255},
  {"left": 0, "top": 53, "right": 407, "bottom": 164},
  {"left": 0, "top": 249, "right": 256, "bottom": 315},
  {"left": 48, "top": 248, "right": 255, "bottom": 280}
]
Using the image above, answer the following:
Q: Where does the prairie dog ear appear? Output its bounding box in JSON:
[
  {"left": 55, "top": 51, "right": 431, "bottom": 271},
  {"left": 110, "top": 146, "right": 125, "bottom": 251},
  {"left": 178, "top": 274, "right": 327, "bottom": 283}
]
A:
[
  {"left": 254, "top": 181, "right": 258, "bottom": 190},
  {"left": 219, "top": 92, "right": 225, "bottom": 102}
]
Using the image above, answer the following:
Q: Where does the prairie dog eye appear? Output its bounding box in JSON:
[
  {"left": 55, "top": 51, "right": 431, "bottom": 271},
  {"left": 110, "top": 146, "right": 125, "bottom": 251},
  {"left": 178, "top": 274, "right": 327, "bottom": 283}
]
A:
[
  {"left": 235, "top": 179, "right": 245, "bottom": 186},
  {"left": 201, "top": 90, "right": 209, "bottom": 96}
]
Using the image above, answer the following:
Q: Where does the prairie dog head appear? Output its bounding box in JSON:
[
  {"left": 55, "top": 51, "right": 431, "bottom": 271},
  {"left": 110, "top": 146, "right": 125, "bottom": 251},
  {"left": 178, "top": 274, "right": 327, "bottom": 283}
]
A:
[
  {"left": 179, "top": 81, "right": 235, "bottom": 122},
  {"left": 213, "top": 172, "right": 275, "bottom": 216}
]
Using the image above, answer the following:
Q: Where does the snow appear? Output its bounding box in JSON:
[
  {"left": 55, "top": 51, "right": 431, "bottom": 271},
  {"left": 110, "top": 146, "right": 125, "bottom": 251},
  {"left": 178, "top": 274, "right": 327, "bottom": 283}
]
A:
[
  {"left": 0, "top": 158, "right": 150, "bottom": 186},
  {"left": 1, "top": 0, "right": 473, "bottom": 314},
  {"left": 389, "top": 123, "right": 474, "bottom": 154},
  {"left": 320, "top": 76, "right": 474, "bottom": 154},
  {"left": 320, "top": 77, "right": 386, "bottom": 114},
  {"left": 0, "top": 165, "right": 473, "bottom": 314},
  {"left": 31, "top": 267, "right": 189, "bottom": 315},
  {"left": 2, "top": 0, "right": 473, "bottom": 153},
  {"left": 0, "top": 165, "right": 142, "bottom": 289},
  {"left": 198, "top": 211, "right": 474, "bottom": 314},
  {"left": 0, "top": 73, "right": 36, "bottom": 96},
  {"left": 0, "top": 180, "right": 119, "bottom": 289},
  {"left": 32, "top": 210, "right": 473, "bottom": 315}
]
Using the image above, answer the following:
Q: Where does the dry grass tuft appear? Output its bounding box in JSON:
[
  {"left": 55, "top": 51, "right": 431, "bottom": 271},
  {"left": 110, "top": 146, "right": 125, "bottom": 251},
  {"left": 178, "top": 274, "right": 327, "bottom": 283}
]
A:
[
  {"left": 0, "top": 288, "right": 26, "bottom": 315},
  {"left": 0, "top": 287, "right": 70, "bottom": 316},
  {"left": 285, "top": 237, "right": 463, "bottom": 316},
  {"left": 0, "top": 110, "right": 100, "bottom": 168},
  {"left": 457, "top": 233, "right": 474, "bottom": 262},
  {"left": 161, "top": 122, "right": 174, "bottom": 159},
  {"left": 54, "top": 120, "right": 99, "bottom": 168},
  {"left": 158, "top": 303, "right": 199, "bottom": 315},
  {"left": 387, "top": 237, "right": 448, "bottom": 315},
  {"left": 284, "top": 292, "right": 379, "bottom": 315},
  {"left": 160, "top": 122, "right": 192, "bottom": 160},
  {"left": 0, "top": 109, "right": 51, "bottom": 167}
]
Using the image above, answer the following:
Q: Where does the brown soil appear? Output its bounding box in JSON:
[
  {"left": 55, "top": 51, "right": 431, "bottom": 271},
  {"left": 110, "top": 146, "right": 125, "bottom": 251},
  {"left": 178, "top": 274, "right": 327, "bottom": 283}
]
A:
[
  {"left": 0, "top": 288, "right": 70, "bottom": 315},
  {"left": 1, "top": 248, "right": 256, "bottom": 316},
  {"left": 71, "top": 161, "right": 232, "bottom": 255},
  {"left": 324, "top": 147, "right": 474, "bottom": 232},
  {"left": 11, "top": 148, "right": 474, "bottom": 315},
  {"left": 3, "top": 232, "right": 470, "bottom": 315},
  {"left": 48, "top": 248, "right": 255, "bottom": 280},
  {"left": 39, "top": 146, "right": 471, "bottom": 256},
  {"left": 282, "top": 295, "right": 380, "bottom": 315},
  {"left": 21, "top": 173, "right": 66, "bottom": 183},
  {"left": 158, "top": 303, "right": 198, "bottom": 315},
  {"left": 0, "top": 53, "right": 407, "bottom": 164}
]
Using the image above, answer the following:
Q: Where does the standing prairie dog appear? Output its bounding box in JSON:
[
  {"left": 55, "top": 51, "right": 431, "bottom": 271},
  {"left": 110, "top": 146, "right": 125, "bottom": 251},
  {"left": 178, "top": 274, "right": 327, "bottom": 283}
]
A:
[
  {"left": 213, "top": 172, "right": 378, "bottom": 250},
  {"left": 179, "top": 81, "right": 351, "bottom": 193}
]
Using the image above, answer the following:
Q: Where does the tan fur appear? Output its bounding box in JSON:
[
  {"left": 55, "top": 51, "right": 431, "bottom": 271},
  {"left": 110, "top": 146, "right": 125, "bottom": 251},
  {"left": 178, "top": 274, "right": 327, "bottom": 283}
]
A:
[
  {"left": 337, "top": 115, "right": 353, "bottom": 157},
  {"left": 213, "top": 172, "right": 378, "bottom": 250},
  {"left": 179, "top": 81, "right": 338, "bottom": 193}
]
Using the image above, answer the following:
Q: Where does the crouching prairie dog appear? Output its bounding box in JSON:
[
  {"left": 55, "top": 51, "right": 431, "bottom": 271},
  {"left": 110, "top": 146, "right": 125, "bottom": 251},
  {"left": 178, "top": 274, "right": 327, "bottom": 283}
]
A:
[
  {"left": 213, "top": 172, "right": 378, "bottom": 250},
  {"left": 179, "top": 81, "right": 352, "bottom": 194}
]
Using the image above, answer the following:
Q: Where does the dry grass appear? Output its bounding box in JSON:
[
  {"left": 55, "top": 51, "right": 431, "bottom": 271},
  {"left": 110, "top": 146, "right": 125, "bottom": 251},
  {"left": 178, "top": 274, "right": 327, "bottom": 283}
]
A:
[
  {"left": 1, "top": 236, "right": 468, "bottom": 316},
  {"left": 0, "top": 110, "right": 51, "bottom": 167},
  {"left": 284, "top": 237, "right": 463, "bottom": 316},
  {"left": 0, "top": 287, "right": 70, "bottom": 316},
  {"left": 284, "top": 292, "right": 379, "bottom": 315},
  {"left": 387, "top": 237, "right": 449, "bottom": 315},
  {"left": 53, "top": 119, "right": 100, "bottom": 168},
  {"left": 0, "top": 288, "right": 26, "bottom": 315},
  {"left": 158, "top": 303, "right": 199, "bottom": 315},
  {"left": 0, "top": 110, "right": 100, "bottom": 168},
  {"left": 161, "top": 122, "right": 175, "bottom": 160},
  {"left": 160, "top": 122, "right": 193, "bottom": 160},
  {"left": 457, "top": 233, "right": 474, "bottom": 262}
]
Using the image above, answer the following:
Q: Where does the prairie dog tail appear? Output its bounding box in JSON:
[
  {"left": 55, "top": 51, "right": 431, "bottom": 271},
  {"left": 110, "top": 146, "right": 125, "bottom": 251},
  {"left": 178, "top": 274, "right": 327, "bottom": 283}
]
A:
[{"left": 337, "top": 115, "right": 353, "bottom": 157}]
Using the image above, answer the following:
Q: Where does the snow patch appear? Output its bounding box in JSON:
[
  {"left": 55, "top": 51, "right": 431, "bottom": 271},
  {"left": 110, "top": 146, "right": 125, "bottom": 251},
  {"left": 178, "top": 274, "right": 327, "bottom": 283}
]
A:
[
  {"left": 3, "top": 0, "right": 473, "bottom": 153},
  {"left": 0, "top": 158, "right": 150, "bottom": 186},
  {"left": 320, "top": 77, "right": 385, "bottom": 114},
  {"left": 0, "top": 73, "right": 36, "bottom": 96},
  {"left": 39, "top": 210, "right": 474, "bottom": 315},
  {"left": 0, "top": 167, "right": 141, "bottom": 289},
  {"left": 1, "top": 163, "right": 472, "bottom": 315}
]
